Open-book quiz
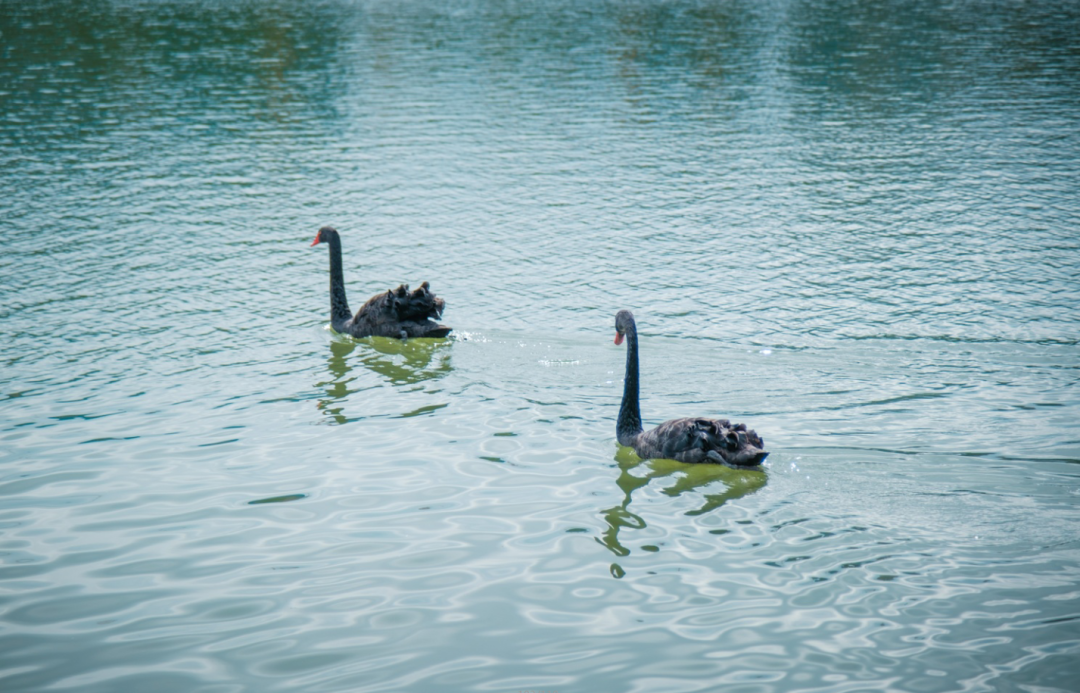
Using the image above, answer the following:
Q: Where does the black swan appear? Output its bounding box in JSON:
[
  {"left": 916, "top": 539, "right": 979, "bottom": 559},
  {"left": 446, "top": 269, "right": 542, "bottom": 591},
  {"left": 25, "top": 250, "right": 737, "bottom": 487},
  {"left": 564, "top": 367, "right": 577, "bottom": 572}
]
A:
[
  {"left": 310, "top": 226, "right": 451, "bottom": 339},
  {"left": 614, "top": 310, "right": 768, "bottom": 468}
]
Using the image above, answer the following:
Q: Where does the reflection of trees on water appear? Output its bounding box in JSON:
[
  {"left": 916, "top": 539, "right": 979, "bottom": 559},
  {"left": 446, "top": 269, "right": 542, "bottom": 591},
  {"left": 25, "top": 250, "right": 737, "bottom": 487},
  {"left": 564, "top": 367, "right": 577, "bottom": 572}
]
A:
[
  {"left": 598, "top": 446, "right": 767, "bottom": 558},
  {"left": 1, "top": 1, "right": 349, "bottom": 136},
  {"left": 316, "top": 336, "right": 452, "bottom": 424}
]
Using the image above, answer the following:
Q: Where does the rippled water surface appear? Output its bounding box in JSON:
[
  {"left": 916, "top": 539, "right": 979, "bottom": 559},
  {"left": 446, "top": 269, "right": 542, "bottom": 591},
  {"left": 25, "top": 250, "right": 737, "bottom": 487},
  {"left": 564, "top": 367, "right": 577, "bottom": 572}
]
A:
[{"left": 3, "top": 1, "right": 1080, "bottom": 691}]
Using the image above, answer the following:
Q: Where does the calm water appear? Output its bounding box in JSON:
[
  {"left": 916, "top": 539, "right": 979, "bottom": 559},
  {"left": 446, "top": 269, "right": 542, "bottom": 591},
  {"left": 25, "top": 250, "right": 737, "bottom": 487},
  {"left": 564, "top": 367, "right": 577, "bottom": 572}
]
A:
[{"left": 2, "top": 1, "right": 1079, "bottom": 691}]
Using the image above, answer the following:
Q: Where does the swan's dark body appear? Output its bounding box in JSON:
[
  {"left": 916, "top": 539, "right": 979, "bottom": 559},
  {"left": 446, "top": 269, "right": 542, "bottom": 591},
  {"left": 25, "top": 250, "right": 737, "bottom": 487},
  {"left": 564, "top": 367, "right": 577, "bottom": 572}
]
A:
[
  {"left": 311, "top": 226, "right": 451, "bottom": 339},
  {"left": 614, "top": 310, "right": 768, "bottom": 468}
]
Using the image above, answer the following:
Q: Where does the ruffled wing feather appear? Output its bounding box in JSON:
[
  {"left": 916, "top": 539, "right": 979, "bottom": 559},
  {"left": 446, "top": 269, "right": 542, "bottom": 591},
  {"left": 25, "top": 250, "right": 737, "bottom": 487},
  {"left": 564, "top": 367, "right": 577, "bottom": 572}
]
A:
[{"left": 348, "top": 282, "right": 451, "bottom": 339}]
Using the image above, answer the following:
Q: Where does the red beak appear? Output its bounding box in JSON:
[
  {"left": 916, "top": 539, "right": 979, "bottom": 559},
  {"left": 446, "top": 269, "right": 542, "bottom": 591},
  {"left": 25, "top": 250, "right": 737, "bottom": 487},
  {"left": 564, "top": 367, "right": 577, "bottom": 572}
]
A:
[
  {"left": 310, "top": 234, "right": 321, "bottom": 247},
  {"left": 614, "top": 332, "right": 624, "bottom": 345}
]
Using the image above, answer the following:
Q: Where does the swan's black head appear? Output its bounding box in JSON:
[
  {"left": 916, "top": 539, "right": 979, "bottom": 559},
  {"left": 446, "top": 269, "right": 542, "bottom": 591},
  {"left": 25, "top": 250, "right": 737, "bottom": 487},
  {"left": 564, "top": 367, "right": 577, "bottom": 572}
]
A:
[
  {"left": 614, "top": 309, "right": 635, "bottom": 345},
  {"left": 310, "top": 226, "right": 339, "bottom": 247}
]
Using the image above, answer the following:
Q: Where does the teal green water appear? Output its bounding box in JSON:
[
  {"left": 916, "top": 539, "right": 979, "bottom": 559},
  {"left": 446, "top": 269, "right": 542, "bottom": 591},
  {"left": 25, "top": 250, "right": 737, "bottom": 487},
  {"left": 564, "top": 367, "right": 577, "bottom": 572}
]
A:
[{"left": 2, "top": 1, "right": 1080, "bottom": 691}]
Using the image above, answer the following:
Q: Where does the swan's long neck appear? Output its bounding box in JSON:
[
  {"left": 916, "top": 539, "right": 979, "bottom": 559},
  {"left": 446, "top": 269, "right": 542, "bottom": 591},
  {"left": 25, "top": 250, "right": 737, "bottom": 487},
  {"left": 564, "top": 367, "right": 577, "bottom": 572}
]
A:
[
  {"left": 617, "top": 319, "right": 643, "bottom": 446},
  {"left": 325, "top": 231, "right": 352, "bottom": 327}
]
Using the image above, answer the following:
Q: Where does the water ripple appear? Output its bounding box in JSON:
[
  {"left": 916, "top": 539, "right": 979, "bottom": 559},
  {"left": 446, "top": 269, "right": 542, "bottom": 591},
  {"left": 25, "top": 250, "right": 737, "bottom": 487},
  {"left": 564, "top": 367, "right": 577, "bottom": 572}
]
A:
[{"left": 3, "top": 0, "right": 1080, "bottom": 691}]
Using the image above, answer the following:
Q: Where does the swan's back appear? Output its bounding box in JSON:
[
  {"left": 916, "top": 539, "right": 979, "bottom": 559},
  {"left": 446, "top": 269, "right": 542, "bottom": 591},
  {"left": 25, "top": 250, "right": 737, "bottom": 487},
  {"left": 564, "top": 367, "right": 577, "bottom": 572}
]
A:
[{"left": 633, "top": 417, "right": 768, "bottom": 467}]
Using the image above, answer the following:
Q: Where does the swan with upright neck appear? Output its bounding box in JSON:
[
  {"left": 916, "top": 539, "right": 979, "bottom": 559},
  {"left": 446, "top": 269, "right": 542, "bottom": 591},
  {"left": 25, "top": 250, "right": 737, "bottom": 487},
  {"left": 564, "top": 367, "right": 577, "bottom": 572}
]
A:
[
  {"left": 310, "top": 226, "right": 451, "bottom": 339},
  {"left": 614, "top": 310, "right": 768, "bottom": 468}
]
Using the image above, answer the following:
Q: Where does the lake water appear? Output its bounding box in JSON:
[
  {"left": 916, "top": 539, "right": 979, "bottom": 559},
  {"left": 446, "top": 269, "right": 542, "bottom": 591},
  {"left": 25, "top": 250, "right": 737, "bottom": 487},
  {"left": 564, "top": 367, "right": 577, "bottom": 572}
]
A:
[{"left": 2, "top": 1, "right": 1079, "bottom": 691}]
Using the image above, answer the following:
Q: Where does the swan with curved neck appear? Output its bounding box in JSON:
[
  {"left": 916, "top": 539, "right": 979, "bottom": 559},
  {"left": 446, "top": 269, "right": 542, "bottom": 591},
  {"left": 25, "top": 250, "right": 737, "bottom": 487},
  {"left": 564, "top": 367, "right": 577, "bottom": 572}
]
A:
[
  {"left": 310, "top": 226, "right": 451, "bottom": 339},
  {"left": 614, "top": 310, "right": 768, "bottom": 467}
]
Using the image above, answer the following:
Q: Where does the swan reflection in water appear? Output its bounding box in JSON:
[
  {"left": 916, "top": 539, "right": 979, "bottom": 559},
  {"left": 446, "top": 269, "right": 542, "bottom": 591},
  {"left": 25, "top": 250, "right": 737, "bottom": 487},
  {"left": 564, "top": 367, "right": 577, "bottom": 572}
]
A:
[
  {"left": 316, "top": 335, "right": 453, "bottom": 424},
  {"left": 598, "top": 445, "right": 767, "bottom": 558}
]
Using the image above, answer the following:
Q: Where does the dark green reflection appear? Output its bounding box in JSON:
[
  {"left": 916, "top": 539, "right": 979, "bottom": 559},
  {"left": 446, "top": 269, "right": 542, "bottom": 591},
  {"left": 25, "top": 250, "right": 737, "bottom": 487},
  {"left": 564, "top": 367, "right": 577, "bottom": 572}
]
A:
[
  {"left": 597, "top": 446, "right": 767, "bottom": 558},
  {"left": 316, "top": 336, "right": 452, "bottom": 424},
  {"left": 316, "top": 339, "right": 358, "bottom": 425},
  {"left": 0, "top": 0, "right": 346, "bottom": 143}
]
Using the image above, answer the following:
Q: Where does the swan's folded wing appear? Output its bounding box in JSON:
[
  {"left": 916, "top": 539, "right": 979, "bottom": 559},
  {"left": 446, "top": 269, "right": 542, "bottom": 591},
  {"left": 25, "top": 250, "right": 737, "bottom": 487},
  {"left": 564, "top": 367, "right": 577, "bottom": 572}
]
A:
[
  {"left": 352, "top": 289, "right": 394, "bottom": 324},
  {"left": 639, "top": 418, "right": 717, "bottom": 461}
]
